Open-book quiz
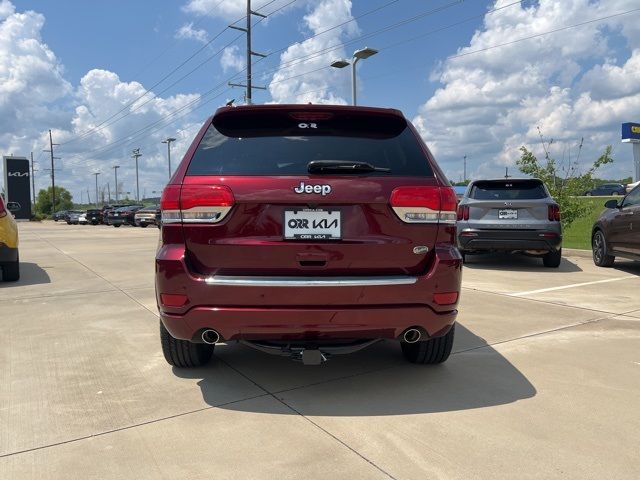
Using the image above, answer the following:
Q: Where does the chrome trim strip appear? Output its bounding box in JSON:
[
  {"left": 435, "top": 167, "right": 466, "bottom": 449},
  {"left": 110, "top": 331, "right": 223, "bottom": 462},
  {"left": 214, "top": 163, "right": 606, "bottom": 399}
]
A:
[{"left": 204, "top": 275, "right": 418, "bottom": 287}]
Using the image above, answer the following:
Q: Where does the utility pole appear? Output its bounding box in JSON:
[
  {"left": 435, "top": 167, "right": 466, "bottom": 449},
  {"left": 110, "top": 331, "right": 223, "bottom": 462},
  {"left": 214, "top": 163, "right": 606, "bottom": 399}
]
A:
[
  {"left": 161, "top": 137, "right": 176, "bottom": 180},
  {"left": 463, "top": 155, "right": 467, "bottom": 183},
  {"left": 131, "top": 148, "right": 142, "bottom": 202},
  {"left": 505, "top": 167, "right": 511, "bottom": 180},
  {"left": 107, "top": 183, "right": 111, "bottom": 203},
  {"left": 228, "top": 0, "right": 267, "bottom": 104},
  {"left": 43, "top": 130, "right": 60, "bottom": 213},
  {"left": 30, "top": 152, "right": 37, "bottom": 205},
  {"left": 87, "top": 189, "right": 91, "bottom": 205},
  {"left": 93, "top": 172, "right": 100, "bottom": 208},
  {"left": 113, "top": 165, "right": 120, "bottom": 203}
]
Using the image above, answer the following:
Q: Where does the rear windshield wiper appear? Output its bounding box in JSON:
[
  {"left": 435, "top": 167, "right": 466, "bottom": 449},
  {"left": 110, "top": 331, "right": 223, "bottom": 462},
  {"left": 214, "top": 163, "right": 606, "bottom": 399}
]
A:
[{"left": 308, "top": 160, "right": 391, "bottom": 174}]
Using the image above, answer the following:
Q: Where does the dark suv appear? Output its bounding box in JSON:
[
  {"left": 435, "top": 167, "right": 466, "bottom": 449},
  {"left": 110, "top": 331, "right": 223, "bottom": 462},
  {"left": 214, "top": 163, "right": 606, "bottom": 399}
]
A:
[
  {"left": 592, "top": 184, "right": 640, "bottom": 266},
  {"left": 85, "top": 209, "right": 103, "bottom": 225},
  {"left": 108, "top": 205, "right": 143, "bottom": 227},
  {"left": 156, "top": 104, "right": 461, "bottom": 367}
]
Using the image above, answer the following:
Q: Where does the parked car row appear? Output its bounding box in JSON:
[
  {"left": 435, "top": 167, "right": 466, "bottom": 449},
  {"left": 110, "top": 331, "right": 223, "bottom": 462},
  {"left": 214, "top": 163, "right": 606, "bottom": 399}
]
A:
[
  {"left": 584, "top": 182, "right": 636, "bottom": 196},
  {"left": 53, "top": 205, "right": 161, "bottom": 228}
]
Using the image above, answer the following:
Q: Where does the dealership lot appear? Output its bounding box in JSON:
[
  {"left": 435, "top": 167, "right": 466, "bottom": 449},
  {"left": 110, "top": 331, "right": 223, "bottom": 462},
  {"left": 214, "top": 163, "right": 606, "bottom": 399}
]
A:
[{"left": 1, "top": 222, "right": 639, "bottom": 479}]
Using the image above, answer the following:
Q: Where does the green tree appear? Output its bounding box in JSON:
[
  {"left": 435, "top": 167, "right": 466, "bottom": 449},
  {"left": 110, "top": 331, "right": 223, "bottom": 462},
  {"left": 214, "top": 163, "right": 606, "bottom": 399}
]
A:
[
  {"left": 35, "top": 186, "right": 73, "bottom": 215},
  {"left": 517, "top": 133, "right": 613, "bottom": 229}
]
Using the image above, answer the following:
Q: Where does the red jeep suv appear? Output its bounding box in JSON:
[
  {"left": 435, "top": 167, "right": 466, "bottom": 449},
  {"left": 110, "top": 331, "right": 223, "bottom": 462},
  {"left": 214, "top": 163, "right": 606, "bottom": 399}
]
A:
[{"left": 156, "top": 104, "right": 461, "bottom": 367}]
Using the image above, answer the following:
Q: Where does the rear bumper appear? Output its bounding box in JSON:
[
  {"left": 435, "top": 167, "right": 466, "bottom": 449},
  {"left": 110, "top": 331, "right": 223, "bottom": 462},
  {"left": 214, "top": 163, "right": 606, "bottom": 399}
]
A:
[
  {"left": 110, "top": 218, "right": 127, "bottom": 225},
  {"left": 156, "top": 244, "right": 462, "bottom": 342},
  {"left": 458, "top": 229, "right": 562, "bottom": 252},
  {"left": 0, "top": 245, "right": 18, "bottom": 263}
]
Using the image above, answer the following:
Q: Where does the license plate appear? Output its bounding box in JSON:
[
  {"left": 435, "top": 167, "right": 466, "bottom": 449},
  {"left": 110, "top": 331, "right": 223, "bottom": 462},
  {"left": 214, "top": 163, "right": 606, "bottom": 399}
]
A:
[
  {"left": 284, "top": 209, "right": 341, "bottom": 240},
  {"left": 498, "top": 209, "right": 518, "bottom": 219}
]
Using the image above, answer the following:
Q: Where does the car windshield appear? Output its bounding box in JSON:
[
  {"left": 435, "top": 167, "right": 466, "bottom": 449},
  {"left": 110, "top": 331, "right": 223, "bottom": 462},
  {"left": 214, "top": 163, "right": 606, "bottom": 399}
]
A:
[
  {"left": 187, "top": 111, "right": 433, "bottom": 177},
  {"left": 470, "top": 180, "right": 548, "bottom": 200}
]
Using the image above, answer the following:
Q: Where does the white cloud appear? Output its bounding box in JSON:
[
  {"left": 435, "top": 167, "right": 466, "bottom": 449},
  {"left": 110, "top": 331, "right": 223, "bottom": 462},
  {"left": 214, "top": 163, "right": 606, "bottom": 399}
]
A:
[
  {"left": 220, "top": 45, "right": 245, "bottom": 73},
  {"left": 0, "top": 3, "right": 72, "bottom": 158},
  {"left": 0, "top": 1, "right": 207, "bottom": 201},
  {"left": 0, "top": 0, "right": 14, "bottom": 19},
  {"left": 182, "top": 0, "right": 300, "bottom": 22},
  {"left": 175, "top": 22, "right": 209, "bottom": 43},
  {"left": 414, "top": 0, "right": 640, "bottom": 182},
  {"left": 268, "top": 0, "right": 359, "bottom": 104}
]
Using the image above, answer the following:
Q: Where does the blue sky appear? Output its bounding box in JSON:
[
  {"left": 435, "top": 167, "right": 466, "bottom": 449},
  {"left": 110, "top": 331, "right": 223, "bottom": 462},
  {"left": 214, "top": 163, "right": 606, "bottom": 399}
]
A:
[{"left": 2, "top": 0, "right": 640, "bottom": 201}]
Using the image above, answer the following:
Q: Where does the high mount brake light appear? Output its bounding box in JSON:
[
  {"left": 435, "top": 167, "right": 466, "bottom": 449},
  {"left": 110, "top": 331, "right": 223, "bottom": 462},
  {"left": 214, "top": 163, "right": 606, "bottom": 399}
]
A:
[
  {"left": 161, "top": 185, "right": 234, "bottom": 224},
  {"left": 548, "top": 204, "right": 561, "bottom": 222},
  {"left": 390, "top": 186, "right": 457, "bottom": 224},
  {"left": 288, "top": 112, "right": 334, "bottom": 121}
]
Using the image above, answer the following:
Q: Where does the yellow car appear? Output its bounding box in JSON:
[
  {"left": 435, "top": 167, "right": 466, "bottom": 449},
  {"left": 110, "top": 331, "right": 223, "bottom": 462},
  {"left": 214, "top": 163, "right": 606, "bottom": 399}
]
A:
[{"left": 0, "top": 196, "right": 19, "bottom": 281}]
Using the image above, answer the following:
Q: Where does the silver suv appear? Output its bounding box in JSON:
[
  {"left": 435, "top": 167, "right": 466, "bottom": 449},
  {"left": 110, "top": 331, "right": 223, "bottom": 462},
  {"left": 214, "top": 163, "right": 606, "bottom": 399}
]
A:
[{"left": 456, "top": 178, "right": 562, "bottom": 267}]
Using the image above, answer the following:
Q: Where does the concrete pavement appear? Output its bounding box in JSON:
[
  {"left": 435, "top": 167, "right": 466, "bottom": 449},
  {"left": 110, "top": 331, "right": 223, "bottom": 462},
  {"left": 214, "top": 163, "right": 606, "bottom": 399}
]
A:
[{"left": 1, "top": 222, "right": 639, "bottom": 479}]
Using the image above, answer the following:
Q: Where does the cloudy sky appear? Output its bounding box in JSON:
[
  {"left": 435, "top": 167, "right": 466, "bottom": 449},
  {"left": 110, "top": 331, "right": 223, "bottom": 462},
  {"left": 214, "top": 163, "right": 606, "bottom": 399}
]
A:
[{"left": 1, "top": 0, "right": 639, "bottom": 202}]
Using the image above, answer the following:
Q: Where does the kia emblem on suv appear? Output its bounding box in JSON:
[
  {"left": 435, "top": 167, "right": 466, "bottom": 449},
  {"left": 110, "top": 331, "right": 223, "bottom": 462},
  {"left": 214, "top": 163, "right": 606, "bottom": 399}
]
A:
[{"left": 293, "top": 181, "right": 331, "bottom": 196}]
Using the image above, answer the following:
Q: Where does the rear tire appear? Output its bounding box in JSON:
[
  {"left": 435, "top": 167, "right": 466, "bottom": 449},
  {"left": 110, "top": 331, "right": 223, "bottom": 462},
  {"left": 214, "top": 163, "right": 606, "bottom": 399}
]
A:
[
  {"left": 2, "top": 256, "right": 20, "bottom": 282},
  {"left": 113, "top": 224, "right": 120, "bottom": 228},
  {"left": 401, "top": 324, "right": 455, "bottom": 364},
  {"left": 140, "top": 224, "right": 148, "bottom": 228},
  {"left": 543, "top": 249, "right": 562, "bottom": 268},
  {"left": 160, "top": 322, "right": 214, "bottom": 368},
  {"left": 592, "top": 230, "right": 615, "bottom": 267}
]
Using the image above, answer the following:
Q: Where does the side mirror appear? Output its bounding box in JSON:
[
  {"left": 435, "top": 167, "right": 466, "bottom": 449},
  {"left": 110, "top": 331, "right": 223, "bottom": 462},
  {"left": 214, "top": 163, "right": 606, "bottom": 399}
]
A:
[
  {"left": 6, "top": 202, "right": 20, "bottom": 212},
  {"left": 604, "top": 199, "right": 619, "bottom": 209}
]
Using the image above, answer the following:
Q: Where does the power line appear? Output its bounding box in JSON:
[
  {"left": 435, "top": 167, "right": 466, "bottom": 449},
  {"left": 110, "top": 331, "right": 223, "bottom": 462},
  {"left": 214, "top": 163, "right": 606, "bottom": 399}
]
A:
[{"left": 59, "top": 0, "right": 296, "bottom": 148}]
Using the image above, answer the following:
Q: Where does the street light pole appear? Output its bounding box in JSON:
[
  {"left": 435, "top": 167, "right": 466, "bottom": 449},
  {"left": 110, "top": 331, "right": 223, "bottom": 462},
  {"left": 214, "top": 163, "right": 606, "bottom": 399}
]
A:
[
  {"left": 93, "top": 172, "right": 100, "bottom": 208},
  {"left": 330, "top": 47, "right": 378, "bottom": 106},
  {"left": 131, "top": 148, "right": 142, "bottom": 202},
  {"left": 463, "top": 155, "right": 467, "bottom": 182},
  {"left": 161, "top": 137, "right": 176, "bottom": 180},
  {"left": 113, "top": 165, "right": 120, "bottom": 203}
]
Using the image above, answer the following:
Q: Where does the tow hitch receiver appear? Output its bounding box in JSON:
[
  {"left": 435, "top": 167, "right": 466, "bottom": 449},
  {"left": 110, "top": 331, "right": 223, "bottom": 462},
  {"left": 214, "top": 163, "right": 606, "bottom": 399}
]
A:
[
  {"left": 239, "top": 339, "right": 381, "bottom": 364},
  {"left": 302, "top": 349, "right": 325, "bottom": 365}
]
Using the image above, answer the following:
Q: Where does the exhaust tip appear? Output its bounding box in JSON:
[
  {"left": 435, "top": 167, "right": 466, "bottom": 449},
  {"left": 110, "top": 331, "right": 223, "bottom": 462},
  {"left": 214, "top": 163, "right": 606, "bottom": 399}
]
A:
[
  {"left": 201, "top": 329, "right": 220, "bottom": 345},
  {"left": 403, "top": 328, "right": 422, "bottom": 344}
]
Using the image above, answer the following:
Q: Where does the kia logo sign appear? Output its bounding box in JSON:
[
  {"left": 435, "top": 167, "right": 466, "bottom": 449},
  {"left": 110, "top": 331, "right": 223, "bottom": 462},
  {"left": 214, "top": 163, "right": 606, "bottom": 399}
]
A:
[{"left": 8, "top": 171, "right": 29, "bottom": 177}]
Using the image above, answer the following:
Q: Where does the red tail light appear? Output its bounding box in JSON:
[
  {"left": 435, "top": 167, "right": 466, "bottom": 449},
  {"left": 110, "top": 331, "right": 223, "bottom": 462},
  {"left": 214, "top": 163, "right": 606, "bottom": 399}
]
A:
[
  {"left": 390, "top": 186, "right": 457, "bottom": 224},
  {"left": 161, "top": 185, "right": 234, "bottom": 224},
  {"left": 548, "top": 204, "right": 560, "bottom": 221},
  {"left": 457, "top": 205, "right": 469, "bottom": 221}
]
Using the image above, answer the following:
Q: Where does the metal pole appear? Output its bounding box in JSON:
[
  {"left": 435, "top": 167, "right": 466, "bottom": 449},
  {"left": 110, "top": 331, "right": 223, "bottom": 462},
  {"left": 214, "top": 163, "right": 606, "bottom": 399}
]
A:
[
  {"left": 131, "top": 149, "right": 142, "bottom": 202},
  {"left": 633, "top": 143, "right": 640, "bottom": 182},
  {"left": 113, "top": 166, "right": 120, "bottom": 203},
  {"left": 107, "top": 183, "right": 111, "bottom": 203},
  {"left": 463, "top": 155, "right": 467, "bottom": 182},
  {"left": 30, "top": 152, "right": 36, "bottom": 205},
  {"left": 49, "top": 129, "right": 56, "bottom": 214},
  {"left": 246, "top": 0, "right": 252, "bottom": 105},
  {"left": 351, "top": 58, "right": 358, "bottom": 106},
  {"left": 167, "top": 141, "right": 172, "bottom": 179},
  {"left": 93, "top": 172, "right": 100, "bottom": 208}
]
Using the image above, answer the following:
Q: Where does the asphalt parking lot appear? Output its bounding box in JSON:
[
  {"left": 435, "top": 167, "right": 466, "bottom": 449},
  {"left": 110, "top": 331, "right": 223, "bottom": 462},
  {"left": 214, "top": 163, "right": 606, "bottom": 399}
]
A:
[{"left": 1, "top": 222, "right": 639, "bottom": 479}]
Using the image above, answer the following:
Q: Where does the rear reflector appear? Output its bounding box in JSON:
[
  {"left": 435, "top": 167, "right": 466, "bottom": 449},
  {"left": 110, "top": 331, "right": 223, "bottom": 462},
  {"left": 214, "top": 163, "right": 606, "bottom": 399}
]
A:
[
  {"left": 160, "top": 293, "right": 188, "bottom": 307},
  {"left": 161, "top": 185, "right": 234, "bottom": 224},
  {"left": 433, "top": 292, "right": 459, "bottom": 305},
  {"left": 390, "top": 186, "right": 457, "bottom": 224}
]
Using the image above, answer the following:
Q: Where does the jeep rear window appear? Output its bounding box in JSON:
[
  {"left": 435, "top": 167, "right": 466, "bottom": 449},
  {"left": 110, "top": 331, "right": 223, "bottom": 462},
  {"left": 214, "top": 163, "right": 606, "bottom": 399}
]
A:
[
  {"left": 470, "top": 180, "right": 548, "bottom": 200},
  {"left": 186, "top": 111, "right": 433, "bottom": 177}
]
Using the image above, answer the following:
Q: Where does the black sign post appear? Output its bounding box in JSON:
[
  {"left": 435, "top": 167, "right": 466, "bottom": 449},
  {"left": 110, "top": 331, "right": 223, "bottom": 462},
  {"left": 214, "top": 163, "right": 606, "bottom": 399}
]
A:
[{"left": 3, "top": 156, "right": 32, "bottom": 220}]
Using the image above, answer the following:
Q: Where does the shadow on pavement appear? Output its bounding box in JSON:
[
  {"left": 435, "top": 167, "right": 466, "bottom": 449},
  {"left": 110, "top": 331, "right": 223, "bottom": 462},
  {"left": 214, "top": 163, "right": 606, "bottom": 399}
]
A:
[
  {"left": 176, "top": 324, "right": 536, "bottom": 416},
  {"left": 0, "top": 262, "right": 50, "bottom": 286},
  {"left": 611, "top": 261, "right": 640, "bottom": 276},
  {"left": 463, "top": 252, "right": 582, "bottom": 272}
]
